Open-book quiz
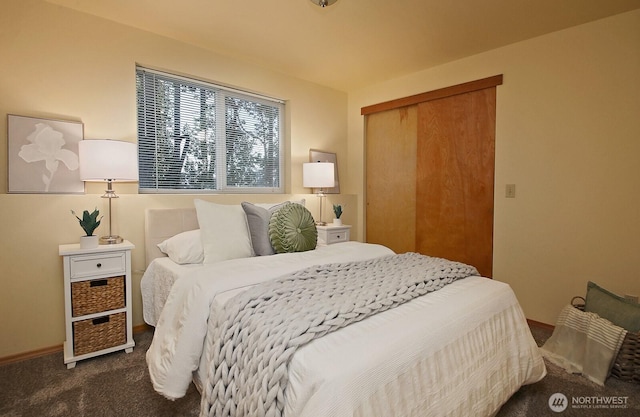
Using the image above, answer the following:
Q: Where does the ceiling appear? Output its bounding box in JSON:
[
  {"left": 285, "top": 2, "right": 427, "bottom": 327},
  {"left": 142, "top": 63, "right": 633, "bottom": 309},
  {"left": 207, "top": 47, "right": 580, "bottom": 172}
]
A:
[{"left": 45, "top": 0, "right": 640, "bottom": 92}]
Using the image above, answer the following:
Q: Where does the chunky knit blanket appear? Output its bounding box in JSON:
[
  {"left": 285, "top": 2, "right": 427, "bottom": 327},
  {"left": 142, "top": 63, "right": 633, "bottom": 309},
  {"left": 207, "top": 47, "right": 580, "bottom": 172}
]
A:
[{"left": 200, "top": 252, "right": 478, "bottom": 417}]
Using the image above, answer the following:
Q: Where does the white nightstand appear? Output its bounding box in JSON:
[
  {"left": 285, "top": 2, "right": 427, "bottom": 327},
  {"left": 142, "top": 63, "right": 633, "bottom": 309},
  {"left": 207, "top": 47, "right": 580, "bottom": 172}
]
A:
[
  {"left": 59, "top": 240, "right": 135, "bottom": 368},
  {"left": 316, "top": 224, "right": 351, "bottom": 246}
]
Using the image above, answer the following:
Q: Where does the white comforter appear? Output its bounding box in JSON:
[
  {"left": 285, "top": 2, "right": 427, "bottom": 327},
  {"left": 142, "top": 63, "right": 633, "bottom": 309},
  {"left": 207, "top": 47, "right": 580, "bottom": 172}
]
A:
[{"left": 143, "top": 242, "right": 546, "bottom": 416}]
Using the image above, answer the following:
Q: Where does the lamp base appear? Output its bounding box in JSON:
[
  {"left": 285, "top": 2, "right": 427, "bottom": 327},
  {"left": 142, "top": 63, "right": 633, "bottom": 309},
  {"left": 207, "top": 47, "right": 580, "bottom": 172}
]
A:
[{"left": 99, "top": 235, "right": 123, "bottom": 245}]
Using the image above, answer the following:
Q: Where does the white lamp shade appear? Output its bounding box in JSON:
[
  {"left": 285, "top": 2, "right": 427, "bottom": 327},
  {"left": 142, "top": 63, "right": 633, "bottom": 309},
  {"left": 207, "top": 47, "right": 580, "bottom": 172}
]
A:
[
  {"left": 79, "top": 140, "right": 138, "bottom": 181},
  {"left": 303, "top": 162, "right": 335, "bottom": 188}
]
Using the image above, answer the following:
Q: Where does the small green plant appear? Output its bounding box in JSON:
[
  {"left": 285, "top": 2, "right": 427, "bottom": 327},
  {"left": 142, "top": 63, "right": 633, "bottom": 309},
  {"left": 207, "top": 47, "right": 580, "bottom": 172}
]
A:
[
  {"left": 71, "top": 208, "right": 102, "bottom": 236},
  {"left": 333, "top": 204, "right": 343, "bottom": 219}
]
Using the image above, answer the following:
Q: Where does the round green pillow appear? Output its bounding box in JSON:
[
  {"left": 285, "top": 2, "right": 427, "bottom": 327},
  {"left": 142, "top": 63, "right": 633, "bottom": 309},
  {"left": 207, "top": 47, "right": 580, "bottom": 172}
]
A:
[{"left": 268, "top": 203, "right": 317, "bottom": 253}]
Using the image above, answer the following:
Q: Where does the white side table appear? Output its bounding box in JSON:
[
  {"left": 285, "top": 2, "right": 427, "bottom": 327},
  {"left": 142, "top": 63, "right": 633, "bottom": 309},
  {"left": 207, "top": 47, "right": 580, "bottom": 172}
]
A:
[
  {"left": 316, "top": 225, "right": 351, "bottom": 246},
  {"left": 59, "top": 240, "right": 135, "bottom": 368}
]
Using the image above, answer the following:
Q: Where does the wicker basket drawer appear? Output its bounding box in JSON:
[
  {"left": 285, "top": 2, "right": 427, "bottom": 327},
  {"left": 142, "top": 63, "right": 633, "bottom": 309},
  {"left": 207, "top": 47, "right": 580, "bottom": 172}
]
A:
[
  {"left": 71, "top": 276, "right": 125, "bottom": 317},
  {"left": 73, "top": 312, "right": 126, "bottom": 356}
]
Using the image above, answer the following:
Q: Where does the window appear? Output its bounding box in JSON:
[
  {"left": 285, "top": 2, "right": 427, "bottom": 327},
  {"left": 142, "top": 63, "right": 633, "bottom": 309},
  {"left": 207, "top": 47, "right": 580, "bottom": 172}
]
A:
[{"left": 136, "top": 66, "right": 284, "bottom": 193}]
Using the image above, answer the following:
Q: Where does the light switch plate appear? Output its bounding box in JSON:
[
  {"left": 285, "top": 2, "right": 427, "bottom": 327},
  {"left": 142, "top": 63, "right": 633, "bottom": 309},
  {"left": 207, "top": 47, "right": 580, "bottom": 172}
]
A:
[{"left": 505, "top": 184, "right": 516, "bottom": 198}]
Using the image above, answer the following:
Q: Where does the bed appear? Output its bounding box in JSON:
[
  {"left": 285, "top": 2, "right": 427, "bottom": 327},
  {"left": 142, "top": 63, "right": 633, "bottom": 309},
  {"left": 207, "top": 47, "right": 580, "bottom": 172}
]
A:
[{"left": 141, "top": 202, "right": 546, "bottom": 417}]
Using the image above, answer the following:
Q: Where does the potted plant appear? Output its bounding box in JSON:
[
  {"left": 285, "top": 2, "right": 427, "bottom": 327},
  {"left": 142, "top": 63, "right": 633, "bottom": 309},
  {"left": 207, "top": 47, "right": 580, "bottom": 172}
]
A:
[
  {"left": 332, "top": 204, "right": 343, "bottom": 226},
  {"left": 72, "top": 208, "right": 102, "bottom": 248}
]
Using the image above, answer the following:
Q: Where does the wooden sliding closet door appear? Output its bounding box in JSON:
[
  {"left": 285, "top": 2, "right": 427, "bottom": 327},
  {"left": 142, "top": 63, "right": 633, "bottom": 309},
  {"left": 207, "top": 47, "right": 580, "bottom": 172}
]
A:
[
  {"left": 364, "top": 76, "right": 501, "bottom": 278},
  {"left": 366, "top": 106, "right": 417, "bottom": 254},
  {"left": 416, "top": 88, "right": 496, "bottom": 277}
]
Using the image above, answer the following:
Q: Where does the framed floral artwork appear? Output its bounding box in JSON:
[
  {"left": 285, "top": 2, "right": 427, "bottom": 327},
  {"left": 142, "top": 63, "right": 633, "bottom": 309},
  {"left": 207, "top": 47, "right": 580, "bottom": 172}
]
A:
[{"left": 7, "top": 115, "right": 85, "bottom": 194}]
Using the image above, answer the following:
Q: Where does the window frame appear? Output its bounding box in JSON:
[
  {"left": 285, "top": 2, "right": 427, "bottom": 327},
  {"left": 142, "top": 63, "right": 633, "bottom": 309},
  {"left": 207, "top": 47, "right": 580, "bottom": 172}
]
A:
[{"left": 136, "top": 66, "right": 285, "bottom": 194}]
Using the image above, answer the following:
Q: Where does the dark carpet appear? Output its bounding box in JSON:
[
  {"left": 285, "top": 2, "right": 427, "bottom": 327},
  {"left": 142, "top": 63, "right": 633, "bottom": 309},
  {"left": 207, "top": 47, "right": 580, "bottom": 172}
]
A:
[
  {"left": 0, "top": 325, "right": 638, "bottom": 416},
  {"left": 0, "top": 331, "right": 199, "bottom": 417}
]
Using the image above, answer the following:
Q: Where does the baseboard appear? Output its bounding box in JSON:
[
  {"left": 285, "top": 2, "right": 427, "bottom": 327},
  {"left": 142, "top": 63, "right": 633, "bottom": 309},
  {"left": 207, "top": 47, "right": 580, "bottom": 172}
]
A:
[
  {"left": 133, "top": 323, "right": 154, "bottom": 334},
  {"left": 0, "top": 345, "right": 64, "bottom": 367},
  {"left": 0, "top": 324, "right": 154, "bottom": 366},
  {"left": 527, "top": 318, "right": 554, "bottom": 331}
]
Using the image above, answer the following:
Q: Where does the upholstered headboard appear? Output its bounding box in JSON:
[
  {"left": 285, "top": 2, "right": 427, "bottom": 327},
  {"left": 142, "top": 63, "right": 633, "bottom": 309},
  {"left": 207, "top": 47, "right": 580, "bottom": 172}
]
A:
[{"left": 144, "top": 208, "right": 199, "bottom": 267}]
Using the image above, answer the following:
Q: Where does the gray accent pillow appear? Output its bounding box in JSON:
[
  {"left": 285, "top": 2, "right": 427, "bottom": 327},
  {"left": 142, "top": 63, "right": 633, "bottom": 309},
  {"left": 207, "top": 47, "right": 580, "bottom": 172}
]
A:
[
  {"left": 585, "top": 281, "right": 640, "bottom": 332},
  {"left": 268, "top": 203, "right": 317, "bottom": 253},
  {"left": 241, "top": 202, "right": 288, "bottom": 256}
]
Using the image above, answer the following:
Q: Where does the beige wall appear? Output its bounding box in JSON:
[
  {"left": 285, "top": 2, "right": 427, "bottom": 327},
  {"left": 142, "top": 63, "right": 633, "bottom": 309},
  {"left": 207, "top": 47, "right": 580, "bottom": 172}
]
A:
[
  {"left": 0, "top": 0, "right": 351, "bottom": 358},
  {"left": 2, "top": 1, "right": 639, "bottom": 359},
  {"left": 348, "top": 10, "right": 640, "bottom": 325}
]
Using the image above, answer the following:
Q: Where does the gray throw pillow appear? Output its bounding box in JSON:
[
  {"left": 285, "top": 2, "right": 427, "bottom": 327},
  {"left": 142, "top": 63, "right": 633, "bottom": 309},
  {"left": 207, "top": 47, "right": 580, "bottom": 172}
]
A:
[
  {"left": 241, "top": 202, "right": 288, "bottom": 256},
  {"left": 584, "top": 281, "right": 640, "bottom": 332}
]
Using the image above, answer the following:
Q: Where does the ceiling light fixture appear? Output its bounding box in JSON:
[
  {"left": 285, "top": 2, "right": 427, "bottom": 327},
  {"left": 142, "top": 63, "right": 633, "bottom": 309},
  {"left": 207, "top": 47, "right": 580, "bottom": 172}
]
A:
[{"left": 310, "top": 0, "right": 338, "bottom": 7}]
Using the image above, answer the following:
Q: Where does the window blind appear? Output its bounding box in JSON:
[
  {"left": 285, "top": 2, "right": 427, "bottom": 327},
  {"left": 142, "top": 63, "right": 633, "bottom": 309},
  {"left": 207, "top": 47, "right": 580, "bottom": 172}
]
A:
[{"left": 136, "top": 66, "right": 284, "bottom": 193}]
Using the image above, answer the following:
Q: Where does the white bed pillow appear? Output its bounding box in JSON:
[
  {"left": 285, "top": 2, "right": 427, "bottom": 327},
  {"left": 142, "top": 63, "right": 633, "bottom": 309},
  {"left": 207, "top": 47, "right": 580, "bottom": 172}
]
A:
[
  {"left": 157, "top": 229, "right": 204, "bottom": 264},
  {"left": 194, "top": 199, "right": 255, "bottom": 264}
]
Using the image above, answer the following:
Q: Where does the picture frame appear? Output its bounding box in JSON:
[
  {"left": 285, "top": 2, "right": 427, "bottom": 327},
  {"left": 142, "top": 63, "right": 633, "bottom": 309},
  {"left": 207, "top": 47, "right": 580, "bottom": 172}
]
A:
[
  {"left": 7, "top": 115, "right": 84, "bottom": 194},
  {"left": 309, "top": 149, "right": 339, "bottom": 194}
]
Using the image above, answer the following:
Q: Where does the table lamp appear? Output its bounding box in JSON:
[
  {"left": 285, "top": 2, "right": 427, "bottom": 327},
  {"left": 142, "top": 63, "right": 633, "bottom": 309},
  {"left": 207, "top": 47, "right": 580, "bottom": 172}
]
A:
[
  {"left": 78, "top": 139, "right": 138, "bottom": 244},
  {"left": 303, "top": 162, "right": 335, "bottom": 225}
]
